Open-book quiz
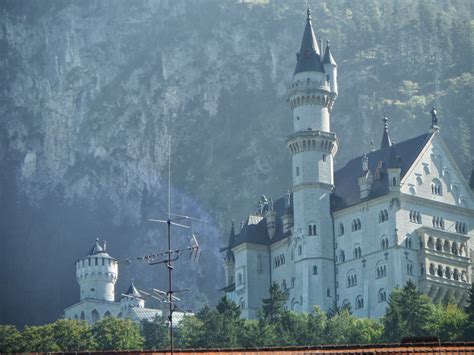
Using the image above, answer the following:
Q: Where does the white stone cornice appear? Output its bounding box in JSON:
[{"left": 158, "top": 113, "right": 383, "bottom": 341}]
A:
[
  {"left": 401, "top": 194, "right": 474, "bottom": 217},
  {"left": 292, "top": 182, "right": 333, "bottom": 192}
]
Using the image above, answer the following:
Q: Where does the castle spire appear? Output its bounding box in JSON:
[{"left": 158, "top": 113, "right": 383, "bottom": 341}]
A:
[
  {"left": 322, "top": 40, "right": 337, "bottom": 66},
  {"left": 380, "top": 113, "right": 392, "bottom": 149},
  {"left": 294, "top": 6, "right": 323, "bottom": 74}
]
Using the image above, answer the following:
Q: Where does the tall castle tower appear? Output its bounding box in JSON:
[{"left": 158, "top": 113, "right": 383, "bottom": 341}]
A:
[
  {"left": 76, "top": 239, "right": 118, "bottom": 302},
  {"left": 287, "top": 8, "right": 338, "bottom": 312}
]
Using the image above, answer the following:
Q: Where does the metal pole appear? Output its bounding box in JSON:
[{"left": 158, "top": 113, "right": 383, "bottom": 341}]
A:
[{"left": 167, "top": 219, "right": 173, "bottom": 354}]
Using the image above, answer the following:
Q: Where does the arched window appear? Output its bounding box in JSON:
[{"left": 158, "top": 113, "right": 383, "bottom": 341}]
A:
[
  {"left": 407, "top": 262, "right": 413, "bottom": 275},
  {"left": 339, "top": 250, "right": 345, "bottom": 263},
  {"left": 450, "top": 241, "right": 459, "bottom": 255},
  {"left": 237, "top": 273, "right": 243, "bottom": 286},
  {"left": 376, "top": 262, "right": 387, "bottom": 279},
  {"left": 381, "top": 236, "right": 389, "bottom": 250},
  {"left": 429, "top": 263, "right": 435, "bottom": 275},
  {"left": 405, "top": 237, "right": 412, "bottom": 249},
  {"left": 443, "top": 240, "right": 450, "bottom": 253},
  {"left": 437, "top": 265, "right": 443, "bottom": 277},
  {"left": 431, "top": 179, "right": 442, "bottom": 195},
  {"left": 313, "top": 265, "right": 318, "bottom": 275},
  {"left": 379, "top": 209, "right": 388, "bottom": 223},
  {"left": 298, "top": 245, "right": 302, "bottom": 256},
  {"left": 445, "top": 267, "right": 452, "bottom": 279},
  {"left": 353, "top": 245, "right": 362, "bottom": 259},
  {"left": 104, "top": 311, "right": 112, "bottom": 318},
  {"left": 436, "top": 238, "right": 442, "bottom": 251},
  {"left": 356, "top": 295, "right": 364, "bottom": 309},
  {"left": 352, "top": 218, "right": 362, "bottom": 231},
  {"left": 378, "top": 289, "right": 387, "bottom": 303},
  {"left": 347, "top": 270, "right": 357, "bottom": 287},
  {"left": 453, "top": 269, "right": 459, "bottom": 280},
  {"left": 308, "top": 223, "right": 317, "bottom": 236},
  {"left": 91, "top": 309, "right": 100, "bottom": 323},
  {"left": 427, "top": 236, "right": 434, "bottom": 249},
  {"left": 339, "top": 223, "right": 344, "bottom": 236},
  {"left": 80, "top": 311, "right": 85, "bottom": 320},
  {"left": 296, "top": 166, "right": 300, "bottom": 177}
]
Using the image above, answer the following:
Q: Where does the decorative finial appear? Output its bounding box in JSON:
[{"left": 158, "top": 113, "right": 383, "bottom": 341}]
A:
[
  {"left": 96, "top": 237, "right": 100, "bottom": 243},
  {"left": 326, "top": 40, "right": 330, "bottom": 47},
  {"left": 430, "top": 106, "right": 439, "bottom": 129},
  {"left": 307, "top": 5, "right": 311, "bottom": 20},
  {"left": 383, "top": 112, "right": 389, "bottom": 130}
]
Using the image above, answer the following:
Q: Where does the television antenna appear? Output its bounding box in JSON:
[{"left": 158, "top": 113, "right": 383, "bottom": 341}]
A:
[{"left": 144, "top": 139, "right": 204, "bottom": 354}]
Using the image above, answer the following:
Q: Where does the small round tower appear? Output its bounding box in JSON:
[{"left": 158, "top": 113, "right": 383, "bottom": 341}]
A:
[
  {"left": 120, "top": 280, "right": 145, "bottom": 310},
  {"left": 76, "top": 238, "right": 118, "bottom": 302}
]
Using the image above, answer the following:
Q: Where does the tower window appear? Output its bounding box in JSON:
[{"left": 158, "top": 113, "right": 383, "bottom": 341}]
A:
[
  {"left": 356, "top": 295, "right": 364, "bottom": 309},
  {"left": 338, "top": 223, "right": 344, "bottom": 236},
  {"left": 378, "top": 289, "right": 387, "bottom": 303},
  {"left": 409, "top": 210, "right": 422, "bottom": 224},
  {"left": 296, "top": 116, "right": 300, "bottom": 120},
  {"left": 313, "top": 265, "right": 318, "bottom": 275},
  {"left": 381, "top": 237, "right": 389, "bottom": 250},
  {"left": 322, "top": 154, "right": 326, "bottom": 162},
  {"left": 308, "top": 223, "right": 317, "bottom": 236},
  {"left": 298, "top": 245, "right": 302, "bottom": 256},
  {"left": 352, "top": 218, "right": 361, "bottom": 231},
  {"left": 379, "top": 209, "right": 388, "bottom": 223},
  {"left": 376, "top": 264, "right": 387, "bottom": 278},
  {"left": 296, "top": 166, "right": 300, "bottom": 177}
]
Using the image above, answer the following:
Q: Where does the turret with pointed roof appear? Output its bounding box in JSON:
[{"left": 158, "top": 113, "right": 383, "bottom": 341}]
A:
[{"left": 294, "top": 8, "right": 324, "bottom": 75}]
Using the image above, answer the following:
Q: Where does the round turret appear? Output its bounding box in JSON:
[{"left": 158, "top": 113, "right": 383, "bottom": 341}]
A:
[{"left": 76, "top": 238, "right": 118, "bottom": 302}]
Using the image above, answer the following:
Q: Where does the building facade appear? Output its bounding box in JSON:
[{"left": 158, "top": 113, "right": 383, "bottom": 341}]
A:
[
  {"left": 64, "top": 239, "right": 190, "bottom": 324},
  {"left": 222, "top": 9, "right": 473, "bottom": 319}
]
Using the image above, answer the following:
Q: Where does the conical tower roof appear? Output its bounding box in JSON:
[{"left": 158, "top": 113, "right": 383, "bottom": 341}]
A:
[
  {"left": 124, "top": 280, "right": 142, "bottom": 299},
  {"left": 294, "top": 8, "right": 324, "bottom": 74},
  {"left": 322, "top": 40, "right": 337, "bottom": 66}
]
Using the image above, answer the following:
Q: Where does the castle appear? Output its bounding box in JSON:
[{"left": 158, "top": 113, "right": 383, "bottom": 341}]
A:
[
  {"left": 64, "top": 239, "right": 190, "bottom": 324},
  {"left": 222, "top": 9, "right": 473, "bottom": 319}
]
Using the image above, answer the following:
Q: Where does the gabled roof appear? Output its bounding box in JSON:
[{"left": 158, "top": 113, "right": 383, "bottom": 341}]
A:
[
  {"left": 332, "top": 132, "right": 433, "bottom": 210},
  {"left": 294, "top": 9, "right": 324, "bottom": 74}
]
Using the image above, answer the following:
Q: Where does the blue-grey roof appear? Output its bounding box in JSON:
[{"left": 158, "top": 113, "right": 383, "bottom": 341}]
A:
[
  {"left": 86, "top": 239, "right": 112, "bottom": 258},
  {"left": 225, "top": 133, "right": 433, "bottom": 248},
  {"left": 124, "top": 281, "right": 142, "bottom": 299},
  {"left": 227, "top": 194, "right": 292, "bottom": 250},
  {"left": 332, "top": 132, "right": 433, "bottom": 210},
  {"left": 294, "top": 11, "right": 324, "bottom": 74},
  {"left": 322, "top": 42, "right": 337, "bottom": 66}
]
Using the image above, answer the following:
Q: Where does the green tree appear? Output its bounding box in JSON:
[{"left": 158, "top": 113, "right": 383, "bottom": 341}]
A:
[
  {"left": 0, "top": 325, "right": 23, "bottom": 353},
  {"left": 92, "top": 317, "right": 143, "bottom": 350},
  {"left": 382, "top": 280, "right": 435, "bottom": 341},
  {"left": 142, "top": 315, "right": 169, "bottom": 350},
  {"left": 21, "top": 323, "right": 59, "bottom": 352},
  {"left": 51, "top": 319, "right": 96, "bottom": 351},
  {"left": 175, "top": 315, "right": 205, "bottom": 348},
  {"left": 429, "top": 303, "right": 467, "bottom": 341},
  {"left": 260, "top": 282, "right": 288, "bottom": 322},
  {"left": 463, "top": 283, "right": 474, "bottom": 340},
  {"left": 215, "top": 295, "right": 245, "bottom": 347}
]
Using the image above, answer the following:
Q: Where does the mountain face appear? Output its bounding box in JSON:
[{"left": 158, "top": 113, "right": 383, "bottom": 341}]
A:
[{"left": 0, "top": 0, "right": 471, "bottom": 326}]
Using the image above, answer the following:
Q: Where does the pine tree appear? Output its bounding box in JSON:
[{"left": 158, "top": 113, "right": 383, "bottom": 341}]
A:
[
  {"left": 260, "top": 282, "right": 288, "bottom": 323},
  {"left": 382, "top": 280, "right": 434, "bottom": 341},
  {"left": 463, "top": 283, "right": 474, "bottom": 340}
]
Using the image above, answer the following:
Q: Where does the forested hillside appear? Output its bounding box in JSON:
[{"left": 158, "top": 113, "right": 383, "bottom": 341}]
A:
[{"left": 0, "top": 0, "right": 472, "bottom": 326}]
